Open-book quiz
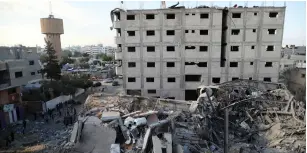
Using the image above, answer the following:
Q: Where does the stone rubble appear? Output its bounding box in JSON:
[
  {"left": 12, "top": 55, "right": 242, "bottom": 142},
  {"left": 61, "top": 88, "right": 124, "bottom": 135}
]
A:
[{"left": 71, "top": 80, "right": 305, "bottom": 153}]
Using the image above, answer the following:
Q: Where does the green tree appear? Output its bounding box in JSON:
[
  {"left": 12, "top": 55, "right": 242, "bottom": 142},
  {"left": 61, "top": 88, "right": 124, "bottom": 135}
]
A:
[
  {"left": 62, "top": 50, "right": 73, "bottom": 57},
  {"left": 74, "top": 51, "right": 82, "bottom": 57},
  {"left": 43, "top": 39, "right": 61, "bottom": 81},
  {"left": 60, "top": 56, "right": 76, "bottom": 67},
  {"left": 82, "top": 53, "right": 90, "bottom": 57},
  {"left": 79, "top": 57, "right": 90, "bottom": 63},
  {"left": 40, "top": 54, "right": 48, "bottom": 63},
  {"left": 98, "top": 53, "right": 113, "bottom": 61}
]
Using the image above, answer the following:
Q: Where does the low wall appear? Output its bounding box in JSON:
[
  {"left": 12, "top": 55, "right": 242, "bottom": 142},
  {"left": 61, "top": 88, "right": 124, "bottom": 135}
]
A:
[{"left": 43, "top": 88, "right": 85, "bottom": 112}]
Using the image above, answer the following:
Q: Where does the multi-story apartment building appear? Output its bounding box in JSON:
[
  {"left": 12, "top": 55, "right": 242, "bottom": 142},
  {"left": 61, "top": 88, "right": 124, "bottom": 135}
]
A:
[
  {"left": 113, "top": 6, "right": 285, "bottom": 100},
  {"left": 0, "top": 46, "right": 42, "bottom": 128}
]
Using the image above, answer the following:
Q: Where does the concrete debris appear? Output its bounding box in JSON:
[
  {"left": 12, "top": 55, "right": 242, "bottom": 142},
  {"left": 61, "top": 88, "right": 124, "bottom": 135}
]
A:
[{"left": 79, "top": 80, "right": 305, "bottom": 153}]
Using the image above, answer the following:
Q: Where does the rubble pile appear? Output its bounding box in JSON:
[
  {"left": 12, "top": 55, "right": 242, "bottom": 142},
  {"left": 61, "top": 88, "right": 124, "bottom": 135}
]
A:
[
  {"left": 11, "top": 121, "right": 73, "bottom": 151},
  {"left": 81, "top": 80, "right": 305, "bottom": 153}
]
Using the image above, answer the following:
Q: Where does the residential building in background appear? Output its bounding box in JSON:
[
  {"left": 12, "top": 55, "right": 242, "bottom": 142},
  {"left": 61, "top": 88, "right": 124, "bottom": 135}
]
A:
[
  {"left": 40, "top": 14, "right": 64, "bottom": 59},
  {"left": 280, "top": 46, "right": 306, "bottom": 70},
  {"left": 0, "top": 46, "right": 42, "bottom": 128},
  {"left": 113, "top": 6, "right": 286, "bottom": 100}
]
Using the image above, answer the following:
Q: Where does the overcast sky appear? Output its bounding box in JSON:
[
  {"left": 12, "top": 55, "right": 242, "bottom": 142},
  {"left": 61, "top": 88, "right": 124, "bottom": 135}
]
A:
[{"left": 0, "top": 1, "right": 305, "bottom": 47}]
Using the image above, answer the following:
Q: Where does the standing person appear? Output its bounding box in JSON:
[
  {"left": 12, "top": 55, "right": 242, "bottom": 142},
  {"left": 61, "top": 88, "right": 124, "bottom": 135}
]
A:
[
  {"left": 33, "top": 112, "right": 37, "bottom": 120},
  {"left": 10, "top": 131, "right": 14, "bottom": 141},
  {"left": 5, "top": 136, "right": 10, "bottom": 147},
  {"left": 22, "top": 119, "right": 26, "bottom": 135}
]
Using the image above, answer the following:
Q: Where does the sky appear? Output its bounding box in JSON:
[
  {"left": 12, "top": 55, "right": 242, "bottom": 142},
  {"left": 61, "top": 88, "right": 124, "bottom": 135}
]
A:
[{"left": 0, "top": 1, "right": 305, "bottom": 48}]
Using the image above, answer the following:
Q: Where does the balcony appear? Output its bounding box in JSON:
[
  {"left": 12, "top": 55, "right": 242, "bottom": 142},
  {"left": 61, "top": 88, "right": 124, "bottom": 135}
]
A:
[
  {"left": 115, "top": 52, "right": 122, "bottom": 60},
  {"left": 115, "top": 36, "right": 122, "bottom": 44},
  {"left": 116, "top": 67, "right": 122, "bottom": 76},
  {"left": 114, "top": 21, "right": 121, "bottom": 29}
]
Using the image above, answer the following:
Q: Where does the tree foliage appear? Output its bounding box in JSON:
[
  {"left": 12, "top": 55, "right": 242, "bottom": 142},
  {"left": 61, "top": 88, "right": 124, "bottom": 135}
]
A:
[
  {"left": 43, "top": 39, "right": 61, "bottom": 81},
  {"left": 60, "top": 56, "right": 76, "bottom": 67},
  {"left": 82, "top": 53, "right": 90, "bottom": 57},
  {"left": 79, "top": 57, "right": 90, "bottom": 63},
  {"left": 62, "top": 50, "right": 72, "bottom": 57},
  {"left": 97, "top": 53, "right": 113, "bottom": 61},
  {"left": 73, "top": 51, "right": 82, "bottom": 57}
]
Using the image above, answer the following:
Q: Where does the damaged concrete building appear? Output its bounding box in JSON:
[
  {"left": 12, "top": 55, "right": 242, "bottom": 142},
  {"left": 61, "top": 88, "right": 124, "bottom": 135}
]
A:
[{"left": 112, "top": 5, "right": 285, "bottom": 100}]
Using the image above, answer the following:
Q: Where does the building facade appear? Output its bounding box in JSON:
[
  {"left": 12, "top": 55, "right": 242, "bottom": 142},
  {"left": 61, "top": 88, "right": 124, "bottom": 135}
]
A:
[
  {"left": 0, "top": 46, "right": 42, "bottom": 128},
  {"left": 114, "top": 6, "right": 285, "bottom": 100}
]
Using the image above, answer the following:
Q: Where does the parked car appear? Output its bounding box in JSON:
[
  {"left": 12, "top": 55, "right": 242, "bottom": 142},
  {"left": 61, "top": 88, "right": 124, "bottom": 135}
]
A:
[
  {"left": 112, "top": 81, "right": 119, "bottom": 86},
  {"left": 92, "top": 82, "right": 102, "bottom": 87}
]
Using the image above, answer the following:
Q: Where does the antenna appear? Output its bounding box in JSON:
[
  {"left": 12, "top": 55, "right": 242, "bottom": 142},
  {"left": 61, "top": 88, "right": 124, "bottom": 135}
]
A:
[{"left": 49, "top": 0, "right": 53, "bottom": 15}]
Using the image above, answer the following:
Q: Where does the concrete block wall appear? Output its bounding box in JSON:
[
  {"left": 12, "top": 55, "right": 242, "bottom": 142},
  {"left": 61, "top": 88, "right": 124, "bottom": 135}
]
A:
[{"left": 114, "top": 7, "right": 285, "bottom": 100}]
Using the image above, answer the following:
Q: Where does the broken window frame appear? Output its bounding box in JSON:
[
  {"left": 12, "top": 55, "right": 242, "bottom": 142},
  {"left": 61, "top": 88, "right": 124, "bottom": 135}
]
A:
[
  {"left": 251, "top": 46, "right": 255, "bottom": 49},
  {"left": 185, "top": 75, "right": 201, "bottom": 82},
  {"left": 127, "top": 15, "right": 135, "bottom": 20},
  {"left": 185, "top": 30, "right": 189, "bottom": 33},
  {"left": 200, "top": 30, "right": 208, "bottom": 35},
  {"left": 185, "top": 46, "right": 196, "bottom": 50},
  {"left": 147, "top": 89, "right": 156, "bottom": 94},
  {"left": 166, "top": 13, "right": 175, "bottom": 19},
  {"left": 229, "top": 62, "right": 238, "bottom": 67},
  {"left": 200, "top": 13, "right": 209, "bottom": 19},
  {"left": 198, "top": 62, "right": 207, "bottom": 67},
  {"left": 269, "top": 12, "right": 278, "bottom": 18},
  {"left": 231, "top": 46, "right": 239, "bottom": 52},
  {"left": 268, "top": 29, "right": 277, "bottom": 35},
  {"left": 167, "top": 46, "right": 175, "bottom": 52},
  {"left": 212, "top": 77, "right": 220, "bottom": 84},
  {"left": 266, "top": 46, "right": 274, "bottom": 51},
  {"left": 147, "top": 46, "right": 155, "bottom": 52},
  {"left": 167, "top": 77, "right": 176, "bottom": 82},
  {"left": 146, "top": 77, "right": 154, "bottom": 82},
  {"left": 252, "top": 29, "right": 256, "bottom": 33},
  {"left": 127, "top": 47, "right": 136, "bottom": 52},
  {"left": 146, "top": 14, "right": 155, "bottom": 20},
  {"left": 128, "top": 77, "right": 136, "bottom": 82},
  {"left": 254, "top": 12, "right": 258, "bottom": 16},
  {"left": 232, "top": 13, "right": 241, "bottom": 18},
  {"left": 250, "top": 62, "right": 254, "bottom": 65},
  {"left": 166, "top": 62, "right": 175, "bottom": 67},
  {"left": 232, "top": 77, "right": 239, "bottom": 81},
  {"left": 166, "top": 30, "right": 175, "bottom": 36},
  {"left": 263, "top": 77, "right": 272, "bottom": 82},
  {"left": 147, "top": 62, "right": 155, "bottom": 68},
  {"left": 199, "top": 46, "right": 208, "bottom": 52},
  {"left": 146, "top": 30, "right": 155, "bottom": 36},
  {"left": 127, "top": 31, "right": 136, "bottom": 36},
  {"left": 265, "top": 62, "right": 273, "bottom": 67},
  {"left": 128, "top": 62, "right": 136, "bottom": 67},
  {"left": 231, "top": 29, "right": 240, "bottom": 35}
]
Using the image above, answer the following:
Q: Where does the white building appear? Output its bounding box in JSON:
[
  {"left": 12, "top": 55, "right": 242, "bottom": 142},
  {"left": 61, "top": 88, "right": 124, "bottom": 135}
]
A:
[
  {"left": 81, "top": 45, "right": 104, "bottom": 55},
  {"left": 113, "top": 6, "right": 286, "bottom": 100}
]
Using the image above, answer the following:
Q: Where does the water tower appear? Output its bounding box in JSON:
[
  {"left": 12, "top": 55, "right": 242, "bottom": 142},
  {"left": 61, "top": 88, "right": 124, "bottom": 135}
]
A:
[{"left": 40, "top": 14, "right": 64, "bottom": 59}]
